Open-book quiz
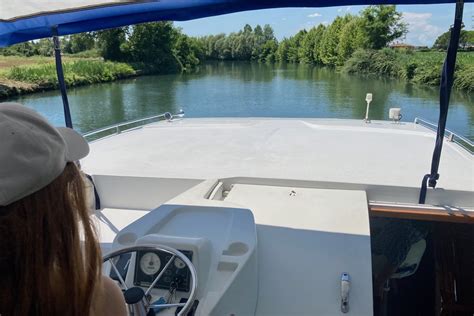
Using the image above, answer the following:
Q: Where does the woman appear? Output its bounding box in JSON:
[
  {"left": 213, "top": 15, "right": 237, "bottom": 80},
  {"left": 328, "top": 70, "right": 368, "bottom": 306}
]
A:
[{"left": 0, "top": 103, "right": 127, "bottom": 316}]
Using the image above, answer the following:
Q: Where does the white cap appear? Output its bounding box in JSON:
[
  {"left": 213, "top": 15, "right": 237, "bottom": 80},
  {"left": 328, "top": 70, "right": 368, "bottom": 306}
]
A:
[{"left": 0, "top": 102, "right": 89, "bottom": 206}]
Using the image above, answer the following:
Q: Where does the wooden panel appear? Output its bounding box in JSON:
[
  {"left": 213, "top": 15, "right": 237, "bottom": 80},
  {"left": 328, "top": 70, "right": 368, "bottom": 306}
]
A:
[
  {"left": 434, "top": 223, "right": 474, "bottom": 316},
  {"left": 369, "top": 205, "right": 474, "bottom": 224}
]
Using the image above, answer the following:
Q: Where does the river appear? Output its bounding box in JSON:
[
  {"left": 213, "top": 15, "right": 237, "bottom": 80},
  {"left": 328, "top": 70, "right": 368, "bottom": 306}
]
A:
[{"left": 8, "top": 62, "right": 474, "bottom": 140}]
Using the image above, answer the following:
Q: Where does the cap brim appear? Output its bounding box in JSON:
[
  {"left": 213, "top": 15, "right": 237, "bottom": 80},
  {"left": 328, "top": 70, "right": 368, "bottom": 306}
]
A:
[{"left": 57, "top": 127, "right": 90, "bottom": 162}]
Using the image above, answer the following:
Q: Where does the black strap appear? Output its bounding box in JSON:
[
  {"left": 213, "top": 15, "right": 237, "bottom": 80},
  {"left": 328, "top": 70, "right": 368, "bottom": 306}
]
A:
[
  {"left": 419, "top": 0, "right": 464, "bottom": 204},
  {"left": 52, "top": 26, "right": 73, "bottom": 128}
]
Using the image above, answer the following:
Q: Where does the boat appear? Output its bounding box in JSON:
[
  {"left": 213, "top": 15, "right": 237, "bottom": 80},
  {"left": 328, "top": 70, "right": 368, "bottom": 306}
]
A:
[{"left": 1, "top": 1, "right": 473, "bottom": 315}]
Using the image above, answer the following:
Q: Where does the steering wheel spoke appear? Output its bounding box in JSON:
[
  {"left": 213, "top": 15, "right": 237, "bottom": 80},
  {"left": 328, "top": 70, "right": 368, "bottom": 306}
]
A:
[
  {"left": 145, "top": 254, "right": 175, "bottom": 296},
  {"left": 108, "top": 257, "right": 129, "bottom": 290}
]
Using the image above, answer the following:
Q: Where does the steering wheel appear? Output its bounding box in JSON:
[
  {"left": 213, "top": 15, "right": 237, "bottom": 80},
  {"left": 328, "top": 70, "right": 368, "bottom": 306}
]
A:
[{"left": 103, "top": 244, "right": 198, "bottom": 316}]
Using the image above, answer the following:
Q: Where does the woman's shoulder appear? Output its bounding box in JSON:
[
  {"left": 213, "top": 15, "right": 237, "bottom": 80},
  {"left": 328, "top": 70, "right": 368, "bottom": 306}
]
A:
[{"left": 92, "top": 276, "right": 128, "bottom": 316}]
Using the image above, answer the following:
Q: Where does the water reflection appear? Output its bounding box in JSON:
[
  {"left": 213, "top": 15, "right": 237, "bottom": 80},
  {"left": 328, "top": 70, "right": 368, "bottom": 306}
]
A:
[{"left": 7, "top": 62, "right": 473, "bottom": 139}]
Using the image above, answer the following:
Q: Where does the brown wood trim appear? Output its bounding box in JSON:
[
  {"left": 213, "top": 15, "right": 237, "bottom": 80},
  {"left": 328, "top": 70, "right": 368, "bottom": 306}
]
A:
[{"left": 369, "top": 205, "right": 474, "bottom": 224}]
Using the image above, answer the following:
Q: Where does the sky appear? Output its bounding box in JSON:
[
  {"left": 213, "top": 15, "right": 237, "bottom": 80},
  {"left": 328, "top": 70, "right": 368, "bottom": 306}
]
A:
[{"left": 176, "top": 3, "right": 473, "bottom": 47}]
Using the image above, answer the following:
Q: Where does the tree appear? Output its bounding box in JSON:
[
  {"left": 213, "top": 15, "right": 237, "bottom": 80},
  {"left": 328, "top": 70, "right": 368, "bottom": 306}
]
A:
[
  {"left": 36, "top": 39, "right": 54, "bottom": 56},
  {"left": 286, "top": 30, "right": 307, "bottom": 63},
  {"left": 96, "top": 27, "right": 127, "bottom": 61},
  {"left": 360, "top": 5, "right": 407, "bottom": 49},
  {"left": 251, "top": 25, "right": 266, "bottom": 60},
  {"left": 173, "top": 32, "right": 200, "bottom": 70},
  {"left": 263, "top": 24, "right": 275, "bottom": 42},
  {"left": 299, "top": 24, "right": 326, "bottom": 64},
  {"left": 195, "top": 24, "right": 277, "bottom": 62},
  {"left": 0, "top": 42, "right": 38, "bottom": 56},
  {"left": 260, "top": 40, "right": 278, "bottom": 62},
  {"left": 68, "top": 33, "right": 95, "bottom": 54},
  {"left": 319, "top": 16, "right": 348, "bottom": 66},
  {"left": 311, "top": 25, "right": 327, "bottom": 64},
  {"left": 337, "top": 17, "right": 365, "bottom": 65},
  {"left": 254, "top": 25, "right": 263, "bottom": 37},
  {"left": 433, "top": 30, "right": 474, "bottom": 49},
  {"left": 276, "top": 38, "right": 290, "bottom": 62},
  {"left": 128, "top": 22, "right": 179, "bottom": 72},
  {"left": 243, "top": 24, "right": 253, "bottom": 34},
  {"left": 460, "top": 30, "right": 474, "bottom": 49}
]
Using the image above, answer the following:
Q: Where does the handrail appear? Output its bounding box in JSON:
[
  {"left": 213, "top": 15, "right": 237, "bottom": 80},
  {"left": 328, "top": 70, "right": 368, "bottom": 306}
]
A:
[
  {"left": 83, "top": 110, "right": 184, "bottom": 141},
  {"left": 414, "top": 117, "right": 473, "bottom": 154}
]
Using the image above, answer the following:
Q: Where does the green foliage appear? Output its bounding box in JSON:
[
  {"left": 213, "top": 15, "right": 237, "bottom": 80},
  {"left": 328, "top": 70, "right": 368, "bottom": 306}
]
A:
[
  {"left": 454, "top": 64, "right": 474, "bottom": 92},
  {"left": 433, "top": 30, "right": 474, "bottom": 50},
  {"left": 66, "top": 49, "right": 101, "bottom": 58},
  {"left": 5, "top": 60, "right": 135, "bottom": 86},
  {"left": 337, "top": 17, "right": 365, "bottom": 65},
  {"left": 93, "top": 22, "right": 203, "bottom": 73},
  {"left": 64, "top": 33, "right": 96, "bottom": 54},
  {"left": 319, "top": 16, "right": 349, "bottom": 66},
  {"left": 298, "top": 25, "right": 324, "bottom": 64},
  {"left": 343, "top": 49, "right": 474, "bottom": 91},
  {"left": 96, "top": 28, "right": 128, "bottom": 61},
  {"left": 343, "top": 49, "right": 403, "bottom": 77},
  {"left": 174, "top": 32, "right": 201, "bottom": 71},
  {"left": 276, "top": 38, "right": 290, "bottom": 63},
  {"left": 287, "top": 30, "right": 307, "bottom": 63},
  {"left": 359, "top": 5, "right": 407, "bottom": 49},
  {"left": 36, "top": 39, "right": 54, "bottom": 57},
  {"left": 1, "top": 6, "right": 471, "bottom": 92},
  {"left": 178, "top": 6, "right": 405, "bottom": 66},
  {"left": 196, "top": 24, "right": 277, "bottom": 62},
  {"left": 0, "top": 42, "right": 40, "bottom": 57},
  {"left": 260, "top": 40, "right": 278, "bottom": 63},
  {"left": 127, "top": 22, "right": 179, "bottom": 73}
]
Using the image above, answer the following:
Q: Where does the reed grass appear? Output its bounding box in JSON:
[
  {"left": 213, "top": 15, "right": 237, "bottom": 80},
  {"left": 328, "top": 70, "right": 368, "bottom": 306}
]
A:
[{"left": 5, "top": 60, "right": 135, "bottom": 87}]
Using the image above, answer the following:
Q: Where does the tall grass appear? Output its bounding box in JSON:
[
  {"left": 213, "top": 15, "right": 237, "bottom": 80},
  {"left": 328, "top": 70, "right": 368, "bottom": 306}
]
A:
[
  {"left": 5, "top": 60, "right": 135, "bottom": 87},
  {"left": 343, "top": 49, "right": 474, "bottom": 92}
]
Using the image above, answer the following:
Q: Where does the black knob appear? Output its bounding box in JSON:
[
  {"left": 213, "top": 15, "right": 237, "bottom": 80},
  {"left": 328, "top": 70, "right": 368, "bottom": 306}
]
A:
[{"left": 123, "top": 287, "right": 145, "bottom": 304}]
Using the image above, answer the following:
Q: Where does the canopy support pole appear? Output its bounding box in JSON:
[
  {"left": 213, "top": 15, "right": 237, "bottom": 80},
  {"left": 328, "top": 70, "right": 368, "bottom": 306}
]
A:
[
  {"left": 52, "top": 26, "right": 73, "bottom": 128},
  {"left": 419, "top": 0, "right": 464, "bottom": 204}
]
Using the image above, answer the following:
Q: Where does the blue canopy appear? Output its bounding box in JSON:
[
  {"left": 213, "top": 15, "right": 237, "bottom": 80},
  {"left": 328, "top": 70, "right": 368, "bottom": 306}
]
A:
[{"left": 0, "top": 0, "right": 471, "bottom": 47}]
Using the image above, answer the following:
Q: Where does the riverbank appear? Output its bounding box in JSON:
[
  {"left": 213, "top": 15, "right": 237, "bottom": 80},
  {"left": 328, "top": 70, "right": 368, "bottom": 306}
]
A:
[
  {"left": 1, "top": 51, "right": 473, "bottom": 100},
  {"left": 0, "top": 56, "right": 137, "bottom": 99},
  {"left": 343, "top": 50, "right": 474, "bottom": 92}
]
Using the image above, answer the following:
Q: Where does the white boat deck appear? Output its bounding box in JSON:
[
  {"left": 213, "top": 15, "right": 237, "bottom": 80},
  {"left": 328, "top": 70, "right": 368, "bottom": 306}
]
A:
[
  {"left": 82, "top": 118, "right": 472, "bottom": 316},
  {"left": 82, "top": 118, "right": 473, "bottom": 192}
]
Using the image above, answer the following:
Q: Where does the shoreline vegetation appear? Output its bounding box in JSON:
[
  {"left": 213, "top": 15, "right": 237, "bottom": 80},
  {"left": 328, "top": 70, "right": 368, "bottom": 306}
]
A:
[{"left": 1, "top": 5, "right": 473, "bottom": 100}]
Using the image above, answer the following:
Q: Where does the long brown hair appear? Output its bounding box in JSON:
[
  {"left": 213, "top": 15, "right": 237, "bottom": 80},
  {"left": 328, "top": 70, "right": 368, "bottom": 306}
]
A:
[{"left": 0, "top": 163, "right": 102, "bottom": 316}]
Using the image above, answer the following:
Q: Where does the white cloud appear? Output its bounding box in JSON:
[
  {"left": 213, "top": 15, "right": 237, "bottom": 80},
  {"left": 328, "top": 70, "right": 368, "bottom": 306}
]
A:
[
  {"left": 307, "top": 12, "right": 322, "bottom": 18},
  {"left": 402, "top": 12, "right": 443, "bottom": 46}
]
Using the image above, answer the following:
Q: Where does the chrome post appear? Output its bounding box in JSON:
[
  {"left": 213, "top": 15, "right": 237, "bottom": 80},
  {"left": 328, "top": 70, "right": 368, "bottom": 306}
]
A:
[
  {"left": 448, "top": 133, "right": 454, "bottom": 142},
  {"left": 364, "top": 93, "right": 373, "bottom": 123}
]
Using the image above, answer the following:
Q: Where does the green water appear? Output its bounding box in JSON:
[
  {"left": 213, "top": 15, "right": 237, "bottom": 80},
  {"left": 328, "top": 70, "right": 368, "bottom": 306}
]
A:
[{"left": 9, "top": 62, "right": 474, "bottom": 140}]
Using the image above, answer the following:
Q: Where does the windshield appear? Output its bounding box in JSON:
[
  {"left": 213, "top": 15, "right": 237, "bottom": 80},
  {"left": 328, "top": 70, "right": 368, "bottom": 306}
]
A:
[{"left": 0, "top": 4, "right": 473, "bottom": 140}]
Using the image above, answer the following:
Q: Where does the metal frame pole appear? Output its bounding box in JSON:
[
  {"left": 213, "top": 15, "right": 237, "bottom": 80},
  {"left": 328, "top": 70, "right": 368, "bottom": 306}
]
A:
[
  {"left": 52, "top": 26, "right": 73, "bottom": 128},
  {"left": 419, "top": 0, "right": 464, "bottom": 204}
]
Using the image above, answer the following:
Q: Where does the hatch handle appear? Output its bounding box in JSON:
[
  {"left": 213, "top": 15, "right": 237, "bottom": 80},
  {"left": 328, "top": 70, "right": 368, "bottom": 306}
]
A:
[{"left": 341, "top": 272, "right": 350, "bottom": 313}]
